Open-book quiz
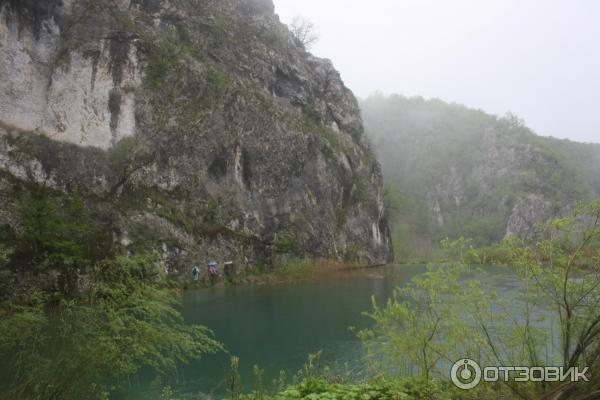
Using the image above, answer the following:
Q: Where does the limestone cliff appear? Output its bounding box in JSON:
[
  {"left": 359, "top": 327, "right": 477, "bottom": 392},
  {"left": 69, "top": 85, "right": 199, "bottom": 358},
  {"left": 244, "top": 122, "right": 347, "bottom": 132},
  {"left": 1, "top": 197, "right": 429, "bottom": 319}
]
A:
[
  {"left": 361, "top": 94, "right": 600, "bottom": 258},
  {"left": 0, "top": 0, "right": 392, "bottom": 273}
]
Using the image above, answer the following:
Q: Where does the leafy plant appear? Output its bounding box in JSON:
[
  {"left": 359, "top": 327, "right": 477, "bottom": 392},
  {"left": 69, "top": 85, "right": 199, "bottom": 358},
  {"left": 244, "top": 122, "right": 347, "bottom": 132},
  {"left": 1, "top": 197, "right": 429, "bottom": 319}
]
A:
[
  {"left": 0, "top": 255, "right": 222, "bottom": 400},
  {"left": 358, "top": 202, "right": 600, "bottom": 399},
  {"left": 357, "top": 263, "right": 482, "bottom": 381}
]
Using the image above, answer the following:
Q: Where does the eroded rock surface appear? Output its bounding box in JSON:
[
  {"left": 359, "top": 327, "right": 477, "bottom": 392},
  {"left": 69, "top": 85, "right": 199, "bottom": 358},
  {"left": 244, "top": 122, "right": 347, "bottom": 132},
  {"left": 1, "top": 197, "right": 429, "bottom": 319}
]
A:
[{"left": 0, "top": 0, "right": 392, "bottom": 272}]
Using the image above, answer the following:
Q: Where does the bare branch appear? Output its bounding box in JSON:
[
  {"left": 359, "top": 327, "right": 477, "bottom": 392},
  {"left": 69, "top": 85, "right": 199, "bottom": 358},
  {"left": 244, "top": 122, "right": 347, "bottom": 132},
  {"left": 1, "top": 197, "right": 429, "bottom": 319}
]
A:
[{"left": 289, "top": 16, "right": 319, "bottom": 50}]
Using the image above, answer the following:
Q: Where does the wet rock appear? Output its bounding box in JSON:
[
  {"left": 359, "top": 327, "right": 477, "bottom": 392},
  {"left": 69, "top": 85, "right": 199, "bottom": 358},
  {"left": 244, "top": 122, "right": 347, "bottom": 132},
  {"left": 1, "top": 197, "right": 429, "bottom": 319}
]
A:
[{"left": 0, "top": 0, "right": 392, "bottom": 273}]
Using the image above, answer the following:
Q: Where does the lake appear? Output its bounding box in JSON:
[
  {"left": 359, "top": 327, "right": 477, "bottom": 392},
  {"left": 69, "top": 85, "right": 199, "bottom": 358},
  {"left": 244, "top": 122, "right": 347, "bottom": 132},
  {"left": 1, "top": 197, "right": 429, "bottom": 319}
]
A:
[{"left": 123, "top": 264, "right": 526, "bottom": 398}]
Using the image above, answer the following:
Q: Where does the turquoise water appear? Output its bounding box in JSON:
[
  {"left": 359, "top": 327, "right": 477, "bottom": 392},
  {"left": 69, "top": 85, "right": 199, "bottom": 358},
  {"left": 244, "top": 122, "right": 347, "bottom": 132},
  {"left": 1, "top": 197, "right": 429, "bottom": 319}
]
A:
[
  {"left": 178, "top": 266, "right": 422, "bottom": 395},
  {"left": 126, "top": 265, "right": 527, "bottom": 398}
]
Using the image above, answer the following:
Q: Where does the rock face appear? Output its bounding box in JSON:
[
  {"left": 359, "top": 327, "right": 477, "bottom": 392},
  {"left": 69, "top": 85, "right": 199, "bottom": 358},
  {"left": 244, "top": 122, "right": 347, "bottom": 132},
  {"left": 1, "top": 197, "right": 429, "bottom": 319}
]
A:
[
  {"left": 417, "top": 126, "right": 572, "bottom": 241},
  {"left": 0, "top": 0, "right": 392, "bottom": 272},
  {"left": 0, "top": 0, "right": 140, "bottom": 148},
  {"left": 361, "top": 95, "right": 600, "bottom": 255},
  {"left": 504, "top": 194, "right": 553, "bottom": 240}
]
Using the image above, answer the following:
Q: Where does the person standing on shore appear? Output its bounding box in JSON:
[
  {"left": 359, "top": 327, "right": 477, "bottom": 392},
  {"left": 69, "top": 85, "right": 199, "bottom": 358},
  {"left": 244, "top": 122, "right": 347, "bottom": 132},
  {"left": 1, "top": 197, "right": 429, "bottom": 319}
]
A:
[{"left": 192, "top": 263, "right": 200, "bottom": 281}]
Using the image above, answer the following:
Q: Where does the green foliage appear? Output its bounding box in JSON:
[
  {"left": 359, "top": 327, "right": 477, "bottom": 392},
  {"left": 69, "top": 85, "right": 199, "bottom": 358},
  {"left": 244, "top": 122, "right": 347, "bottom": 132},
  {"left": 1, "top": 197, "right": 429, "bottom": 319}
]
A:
[
  {"left": 316, "top": 126, "right": 346, "bottom": 156},
  {"left": 335, "top": 206, "right": 347, "bottom": 229},
  {"left": 0, "top": 243, "right": 11, "bottom": 268},
  {"left": 443, "top": 215, "right": 505, "bottom": 247},
  {"left": 350, "top": 174, "right": 369, "bottom": 204},
  {"left": 1, "top": 187, "right": 111, "bottom": 296},
  {"left": 226, "top": 353, "right": 488, "bottom": 400},
  {"left": 199, "top": 199, "right": 231, "bottom": 226},
  {"left": 109, "top": 5, "right": 138, "bottom": 33},
  {"left": 129, "top": 193, "right": 263, "bottom": 252},
  {"left": 383, "top": 183, "right": 438, "bottom": 262},
  {"left": 506, "top": 202, "right": 600, "bottom": 369},
  {"left": 161, "top": 386, "right": 174, "bottom": 400},
  {"left": 274, "top": 371, "right": 288, "bottom": 394},
  {"left": 466, "top": 237, "right": 522, "bottom": 265},
  {"left": 144, "top": 26, "right": 232, "bottom": 130},
  {"left": 439, "top": 236, "right": 473, "bottom": 261},
  {"left": 145, "top": 27, "right": 190, "bottom": 91},
  {"left": 234, "top": 377, "right": 455, "bottom": 400},
  {"left": 0, "top": 188, "right": 220, "bottom": 400},
  {"left": 344, "top": 244, "right": 361, "bottom": 262},
  {"left": 7, "top": 189, "right": 90, "bottom": 269},
  {"left": 229, "top": 356, "right": 242, "bottom": 400},
  {"left": 0, "top": 256, "right": 222, "bottom": 400},
  {"left": 252, "top": 364, "right": 266, "bottom": 400},
  {"left": 359, "top": 202, "right": 600, "bottom": 399},
  {"left": 361, "top": 94, "right": 600, "bottom": 259},
  {"left": 273, "top": 259, "right": 314, "bottom": 280},
  {"left": 108, "top": 136, "right": 155, "bottom": 193},
  {"left": 358, "top": 263, "right": 482, "bottom": 381},
  {"left": 274, "top": 232, "right": 303, "bottom": 256},
  {"left": 206, "top": 67, "right": 232, "bottom": 98}
]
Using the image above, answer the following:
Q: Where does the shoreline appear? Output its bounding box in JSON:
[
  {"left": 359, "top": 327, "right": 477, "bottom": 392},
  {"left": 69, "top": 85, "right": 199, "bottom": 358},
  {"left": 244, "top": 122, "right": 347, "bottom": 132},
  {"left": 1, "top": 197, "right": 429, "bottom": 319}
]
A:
[{"left": 181, "top": 260, "right": 394, "bottom": 290}]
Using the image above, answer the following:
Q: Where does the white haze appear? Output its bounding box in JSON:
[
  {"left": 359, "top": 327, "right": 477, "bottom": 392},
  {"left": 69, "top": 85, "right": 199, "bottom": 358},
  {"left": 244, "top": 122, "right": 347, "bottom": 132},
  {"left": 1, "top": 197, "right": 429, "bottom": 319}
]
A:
[{"left": 273, "top": 0, "right": 600, "bottom": 144}]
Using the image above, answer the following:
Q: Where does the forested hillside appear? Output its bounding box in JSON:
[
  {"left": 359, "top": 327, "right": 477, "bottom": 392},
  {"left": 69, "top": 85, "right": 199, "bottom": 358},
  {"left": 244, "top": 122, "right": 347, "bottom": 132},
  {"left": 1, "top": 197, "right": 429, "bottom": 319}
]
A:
[{"left": 361, "top": 94, "right": 600, "bottom": 260}]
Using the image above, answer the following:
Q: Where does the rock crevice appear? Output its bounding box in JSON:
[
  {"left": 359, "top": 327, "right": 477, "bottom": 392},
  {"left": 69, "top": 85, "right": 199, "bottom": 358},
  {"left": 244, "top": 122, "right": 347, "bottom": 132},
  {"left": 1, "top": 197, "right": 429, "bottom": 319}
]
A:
[{"left": 0, "top": 0, "right": 392, "bottom": 272}]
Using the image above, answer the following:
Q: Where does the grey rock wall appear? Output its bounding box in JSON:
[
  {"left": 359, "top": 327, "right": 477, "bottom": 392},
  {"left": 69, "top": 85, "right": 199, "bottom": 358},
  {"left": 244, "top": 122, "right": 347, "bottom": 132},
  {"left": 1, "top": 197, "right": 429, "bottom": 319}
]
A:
[{"left": 0, "top": 0, "right": 392, "bottom": 273}]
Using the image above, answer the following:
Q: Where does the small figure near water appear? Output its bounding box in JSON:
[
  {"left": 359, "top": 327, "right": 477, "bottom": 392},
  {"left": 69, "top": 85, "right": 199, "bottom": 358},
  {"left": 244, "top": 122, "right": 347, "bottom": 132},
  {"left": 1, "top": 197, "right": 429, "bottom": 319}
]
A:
[
  {"left": 208, "top": 260, "right": 219, "bottom": 286},
  {"left": 192, "top": 263, "right": 201, "bottom": 281}
]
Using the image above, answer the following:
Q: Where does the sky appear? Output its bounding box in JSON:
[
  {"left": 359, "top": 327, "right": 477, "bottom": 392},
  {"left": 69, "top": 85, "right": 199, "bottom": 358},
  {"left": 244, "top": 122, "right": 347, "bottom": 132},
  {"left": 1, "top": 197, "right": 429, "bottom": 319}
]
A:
[{"left": 273, "top": 0, "right": 600, "bottom": 144}]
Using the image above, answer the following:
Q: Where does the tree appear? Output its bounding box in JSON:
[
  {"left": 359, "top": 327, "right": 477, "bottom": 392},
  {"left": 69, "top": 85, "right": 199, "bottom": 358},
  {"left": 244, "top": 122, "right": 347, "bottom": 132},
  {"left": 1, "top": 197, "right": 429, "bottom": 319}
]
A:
[
  {"left": 359, "top": 202, "right": 600, "bottom": 399},
  {"left": 503, "top": 201, "right": 600, "bottom": 399},
  {"left": 358, "top": 264, "right": 478, "bottom": 381},
  {"left": 289, "top": 17, "right": 319, "bottom": 50},
  {"left": 2, "top": 187, "right": 111, "bottom": 297},
  {"left": 0, "top": 255, "right": 222, "bottom": 400}
]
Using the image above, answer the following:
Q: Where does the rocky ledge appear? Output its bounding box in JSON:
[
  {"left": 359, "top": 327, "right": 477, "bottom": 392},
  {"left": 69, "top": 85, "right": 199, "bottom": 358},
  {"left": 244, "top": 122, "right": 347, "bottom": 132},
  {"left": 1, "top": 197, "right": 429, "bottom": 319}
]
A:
[{"left": 0, "top": 0, "right": 392, "bottom": 274}]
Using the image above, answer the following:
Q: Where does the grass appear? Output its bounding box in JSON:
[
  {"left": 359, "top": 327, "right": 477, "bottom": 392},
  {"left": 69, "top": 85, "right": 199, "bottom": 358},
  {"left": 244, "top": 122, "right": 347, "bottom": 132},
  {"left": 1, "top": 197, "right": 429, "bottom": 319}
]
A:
[
  {"left": 272, "top": 258, "right": 315, "bottom": 280},
  {"left": 317, "top": 126, "right": 346, "bottom": 155},
  {"left": 210, "top": 352, "right": 482, "bottom": 400},
  {"left": 238, "top": 258, "right": 378, "bottom": 286}
]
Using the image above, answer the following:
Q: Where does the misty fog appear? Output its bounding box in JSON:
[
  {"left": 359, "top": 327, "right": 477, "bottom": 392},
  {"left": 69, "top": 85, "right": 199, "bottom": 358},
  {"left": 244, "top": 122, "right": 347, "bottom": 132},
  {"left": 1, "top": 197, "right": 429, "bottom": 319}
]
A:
[{"left": 274, "top": 0, "right": 600, "bottom": 144}]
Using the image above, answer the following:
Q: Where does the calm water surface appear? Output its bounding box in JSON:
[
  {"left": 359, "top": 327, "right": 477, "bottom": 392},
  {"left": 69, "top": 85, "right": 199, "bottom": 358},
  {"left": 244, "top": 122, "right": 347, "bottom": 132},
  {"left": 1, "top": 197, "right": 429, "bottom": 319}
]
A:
[{"left": 128, "top": 264, "right": 524, "bottom": 398}]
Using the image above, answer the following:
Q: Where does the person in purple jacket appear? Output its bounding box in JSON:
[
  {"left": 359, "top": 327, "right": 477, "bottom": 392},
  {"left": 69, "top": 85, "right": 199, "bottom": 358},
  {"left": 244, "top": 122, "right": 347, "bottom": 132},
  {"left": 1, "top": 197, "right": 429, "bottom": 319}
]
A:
[{"left": 208, "top": 260, "right": 219, "bottom": 285}]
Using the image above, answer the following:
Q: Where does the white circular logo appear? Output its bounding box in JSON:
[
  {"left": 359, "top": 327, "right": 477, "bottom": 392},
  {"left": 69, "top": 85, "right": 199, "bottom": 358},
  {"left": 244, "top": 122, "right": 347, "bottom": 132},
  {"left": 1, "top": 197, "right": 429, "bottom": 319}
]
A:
[{"left": 451, "top": 359, "right": 482, "bottom": 390}]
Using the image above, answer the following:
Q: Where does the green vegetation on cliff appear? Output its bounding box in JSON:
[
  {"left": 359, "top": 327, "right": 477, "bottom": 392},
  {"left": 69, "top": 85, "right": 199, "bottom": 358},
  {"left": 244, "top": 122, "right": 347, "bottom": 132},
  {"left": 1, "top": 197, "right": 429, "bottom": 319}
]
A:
[
  {"left": 0, "top": 0, "right": 391, "bottom": 273},
  {"left": 361, "top": 94, "right": 600, "bottom": 260},
  {"left": 0, "top": 189, "right": 221, "bottom": 400}
]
